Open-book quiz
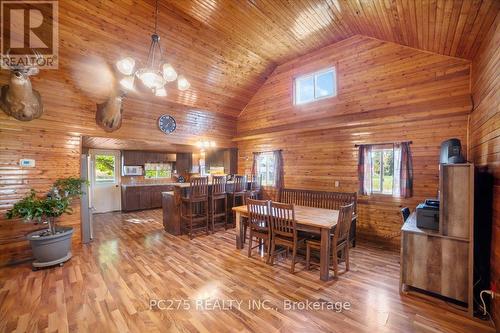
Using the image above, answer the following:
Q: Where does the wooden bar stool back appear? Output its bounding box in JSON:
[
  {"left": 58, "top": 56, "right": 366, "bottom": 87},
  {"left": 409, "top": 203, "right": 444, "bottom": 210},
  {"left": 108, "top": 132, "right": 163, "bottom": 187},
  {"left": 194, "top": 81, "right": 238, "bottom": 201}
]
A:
[
  {"left": 230, "top": 175, "right": 247, "bottom": 223},
  {"left": 247, "top": 199, "right": 271, "bottom": 263},
  {"left": 269, "top": 202, "right": 305, "bottom": 273},
  {"left": 180, "top": 176, "right": 209, "bottom": 239},
  {"left": 210, "top": 175, "right": 228, "bottom": 232},
  {"left": 306, "top": 202, "right": 355, "bottom": 277}
]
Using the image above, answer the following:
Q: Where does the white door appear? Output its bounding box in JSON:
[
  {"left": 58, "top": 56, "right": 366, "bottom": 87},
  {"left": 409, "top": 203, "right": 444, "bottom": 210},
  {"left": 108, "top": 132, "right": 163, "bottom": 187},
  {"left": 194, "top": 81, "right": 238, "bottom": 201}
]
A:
[{"left": 90, "top": 149, "right": 121, "bottom": 213}]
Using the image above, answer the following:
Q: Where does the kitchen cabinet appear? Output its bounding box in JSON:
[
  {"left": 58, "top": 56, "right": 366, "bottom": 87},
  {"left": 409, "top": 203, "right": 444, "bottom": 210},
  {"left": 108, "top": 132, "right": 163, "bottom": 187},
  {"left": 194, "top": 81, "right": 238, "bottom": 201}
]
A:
[
  {"left": 122, "top": 151, "right": 176, "bottom": 166},
  {"left": 205, "top": 148, "right": 238, "bottom": 174},
  {"left": 121, "top": 184, "right": 174, "bottom": 211}
]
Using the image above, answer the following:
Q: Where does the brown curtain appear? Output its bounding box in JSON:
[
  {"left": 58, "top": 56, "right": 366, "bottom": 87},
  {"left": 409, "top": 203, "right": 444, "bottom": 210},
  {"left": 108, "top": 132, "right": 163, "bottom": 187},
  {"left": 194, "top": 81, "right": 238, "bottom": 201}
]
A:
[
  {"left": 251, "top": 152, "right": 261, "bottom": 183},
  {"left": 399, "top": 142, "right": 413, "bottom": 198},
  {"left": 357, "top": 145, "right": 372, "bottom": 195},
  {"left": 273, "top": 150, "right": 284, "bottom": 191}
]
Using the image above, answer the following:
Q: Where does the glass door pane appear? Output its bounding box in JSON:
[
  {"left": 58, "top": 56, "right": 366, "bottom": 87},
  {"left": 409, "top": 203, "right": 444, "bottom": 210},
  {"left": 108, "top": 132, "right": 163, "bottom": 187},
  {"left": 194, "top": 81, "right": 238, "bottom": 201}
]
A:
[{"left": 95, "top": 154, "right": 116, "bottom": 183}]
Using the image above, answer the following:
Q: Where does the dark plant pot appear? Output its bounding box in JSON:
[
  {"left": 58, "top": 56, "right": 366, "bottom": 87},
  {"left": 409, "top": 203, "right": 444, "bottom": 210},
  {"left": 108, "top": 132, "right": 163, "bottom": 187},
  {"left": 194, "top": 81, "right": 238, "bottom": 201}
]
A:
[{"left": 27, "top": 226, "right": 74, "bottom": 269}]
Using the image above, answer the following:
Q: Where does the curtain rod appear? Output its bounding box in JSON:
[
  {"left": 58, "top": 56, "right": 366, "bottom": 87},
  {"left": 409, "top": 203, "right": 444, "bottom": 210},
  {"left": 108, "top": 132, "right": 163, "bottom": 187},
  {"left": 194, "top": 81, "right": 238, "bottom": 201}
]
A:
[
  {"left": 354, "top": 141, "right": 412, "bottom": 147},
  {"left": 252, "top": 149, "right": 283, "bottom": 154}
]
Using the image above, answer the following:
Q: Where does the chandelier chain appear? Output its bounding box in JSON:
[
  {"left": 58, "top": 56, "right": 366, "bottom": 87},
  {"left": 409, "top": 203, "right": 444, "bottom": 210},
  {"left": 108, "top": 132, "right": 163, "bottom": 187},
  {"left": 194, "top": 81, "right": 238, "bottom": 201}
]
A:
[{"left": 154, "top": 0, "right": 159, "bottom": 34}]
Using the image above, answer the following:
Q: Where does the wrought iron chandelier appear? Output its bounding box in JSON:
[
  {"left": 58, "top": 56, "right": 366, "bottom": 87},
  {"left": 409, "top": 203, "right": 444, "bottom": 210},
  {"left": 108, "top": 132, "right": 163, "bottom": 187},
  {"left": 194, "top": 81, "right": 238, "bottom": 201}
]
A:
[{"left": 115, "top": 0, "right": 190, "bottom": 96}]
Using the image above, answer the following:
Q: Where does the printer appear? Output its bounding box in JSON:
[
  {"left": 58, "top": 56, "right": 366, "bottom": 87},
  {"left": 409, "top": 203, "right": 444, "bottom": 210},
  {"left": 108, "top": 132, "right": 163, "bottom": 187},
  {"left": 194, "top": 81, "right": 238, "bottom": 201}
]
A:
[{"left": 416, "top": 199, "right": 439, "bottom": 230}]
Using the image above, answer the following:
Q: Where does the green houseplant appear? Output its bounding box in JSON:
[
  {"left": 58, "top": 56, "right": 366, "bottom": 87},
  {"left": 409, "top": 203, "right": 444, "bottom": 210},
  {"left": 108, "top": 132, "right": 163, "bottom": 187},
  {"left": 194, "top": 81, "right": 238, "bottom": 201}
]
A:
[{"left": 6, "top": 177, "right": 87, "bottom": 269}]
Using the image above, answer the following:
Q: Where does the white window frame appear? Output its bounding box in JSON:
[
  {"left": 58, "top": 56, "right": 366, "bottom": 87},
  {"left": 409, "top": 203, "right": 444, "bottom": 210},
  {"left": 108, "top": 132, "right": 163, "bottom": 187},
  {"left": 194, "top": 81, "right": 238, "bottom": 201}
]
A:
[
  {"left": 144, "top": 163, "right": 172, "bottom": 179},
  {"left": 258, "top": 153, "right": 276, "bottom": 187},
  {"left": 294, "top": 67, "right": 337, "bottom": 105},
  {"left": 370, "top": 147, "right": 394, "bottom": 195}
]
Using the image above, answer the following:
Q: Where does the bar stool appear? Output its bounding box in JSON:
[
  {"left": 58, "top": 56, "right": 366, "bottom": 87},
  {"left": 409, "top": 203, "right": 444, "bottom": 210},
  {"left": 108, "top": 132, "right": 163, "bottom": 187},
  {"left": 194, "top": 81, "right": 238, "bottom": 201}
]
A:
[
  {"left": 180, "top": 176, "right": 209, "bottom": 239},
  {"left": 229, "top": 175, "right": 247, "bottom": 224},
  {"left": 210, "top": 175, "right": 228, "bottom": 232}
]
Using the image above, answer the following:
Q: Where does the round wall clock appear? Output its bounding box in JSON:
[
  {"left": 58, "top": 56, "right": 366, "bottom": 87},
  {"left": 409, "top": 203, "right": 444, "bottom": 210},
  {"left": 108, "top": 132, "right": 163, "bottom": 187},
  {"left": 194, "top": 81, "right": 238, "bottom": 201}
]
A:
[{"left": 158, "top": 115, "right": 176, "bottom": 134}]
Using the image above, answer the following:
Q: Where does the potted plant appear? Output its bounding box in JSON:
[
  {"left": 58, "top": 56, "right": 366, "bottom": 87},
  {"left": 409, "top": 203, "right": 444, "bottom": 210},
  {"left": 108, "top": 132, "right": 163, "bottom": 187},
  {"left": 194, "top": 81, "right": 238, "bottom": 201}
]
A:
[{"left": 6, "top": 177, "right": 86, "bottom": 270}]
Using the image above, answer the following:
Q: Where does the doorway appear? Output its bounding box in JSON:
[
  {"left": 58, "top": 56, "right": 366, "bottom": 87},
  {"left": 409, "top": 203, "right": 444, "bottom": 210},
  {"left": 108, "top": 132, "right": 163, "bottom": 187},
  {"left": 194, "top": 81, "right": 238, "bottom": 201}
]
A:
[{"left": 89, "top": 149, "right": 121, "bottom": 213}]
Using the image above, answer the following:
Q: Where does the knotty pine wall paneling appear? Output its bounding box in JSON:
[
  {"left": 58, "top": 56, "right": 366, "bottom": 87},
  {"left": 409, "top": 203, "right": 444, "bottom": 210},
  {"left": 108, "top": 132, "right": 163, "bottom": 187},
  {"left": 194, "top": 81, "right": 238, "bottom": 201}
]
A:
[
  {"left": 237, "top": 36, "right": 472, "bottom": 248},
  {"left": 0, "top": 1, "right": 237, "bottom": 265},
  {"left": 469, "top": 17, "right": 499, "bottom": 328}
]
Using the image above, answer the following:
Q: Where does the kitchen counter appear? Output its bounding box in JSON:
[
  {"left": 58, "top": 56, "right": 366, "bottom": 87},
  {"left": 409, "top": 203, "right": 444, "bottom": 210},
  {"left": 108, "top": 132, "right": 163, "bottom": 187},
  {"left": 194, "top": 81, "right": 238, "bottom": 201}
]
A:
[
  {"left": 121, "top": 184, "right": 176, "bottom": 211},
  {"left": 121, "top": 182, "right": 181, "bottom": 188},
  {"left": 171, "top": 180, "right": 242, "bottom": 188},
  {"left": 162, "top": 181, "right": 254, "bottom": 235}
]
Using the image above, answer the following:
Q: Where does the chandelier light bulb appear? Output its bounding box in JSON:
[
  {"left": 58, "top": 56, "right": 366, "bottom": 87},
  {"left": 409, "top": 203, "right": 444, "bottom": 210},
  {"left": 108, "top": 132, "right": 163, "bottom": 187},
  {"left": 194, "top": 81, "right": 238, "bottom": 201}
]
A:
[
  {"left": 177, "top": 75, "right": 190, "bottom": 91},
  {"left": 116, "top": 57, "right": 135, "bottom": 75},
  {"left": 137, "top": 70, "right": 165, "bottom": 89},
  {"left": 155, "top": 87, "right": 167, "bottom": 97},
  {"left": 119, "top": 76, "right": 135, "bottom": 90},
  {"left": 162, "top": 63, "right": 178, "bottom": 82}
]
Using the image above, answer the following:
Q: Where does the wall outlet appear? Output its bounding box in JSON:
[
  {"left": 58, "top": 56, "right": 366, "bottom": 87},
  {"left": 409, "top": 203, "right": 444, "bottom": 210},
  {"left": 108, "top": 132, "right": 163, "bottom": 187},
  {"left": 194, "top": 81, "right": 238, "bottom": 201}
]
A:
[
  {"left": 334, "top": 180, "right": 340, "bottom": 187},
  {"left": 19, "top": 159, "right": 35, "bottom": 167}
]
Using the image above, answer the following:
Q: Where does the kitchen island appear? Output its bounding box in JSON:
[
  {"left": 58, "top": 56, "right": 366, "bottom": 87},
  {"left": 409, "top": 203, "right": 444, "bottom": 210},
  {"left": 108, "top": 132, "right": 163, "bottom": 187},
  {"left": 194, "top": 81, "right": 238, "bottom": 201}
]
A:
[
  {"left": 162, "top": 181, "right": 253, "bottom": 235},
  {"left": 121, "top": 183, "right": 179, "bottom": 211}
]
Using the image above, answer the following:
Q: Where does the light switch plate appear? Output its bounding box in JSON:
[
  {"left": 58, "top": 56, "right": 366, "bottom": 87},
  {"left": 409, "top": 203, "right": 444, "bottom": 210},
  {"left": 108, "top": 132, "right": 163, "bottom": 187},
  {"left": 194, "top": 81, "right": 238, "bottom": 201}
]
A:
[
  {"left": 334, "top": 180, "right": 340, "bottom": 187},
  {"left": 20, "top": 159, "right": 35, "bottom": 167}
]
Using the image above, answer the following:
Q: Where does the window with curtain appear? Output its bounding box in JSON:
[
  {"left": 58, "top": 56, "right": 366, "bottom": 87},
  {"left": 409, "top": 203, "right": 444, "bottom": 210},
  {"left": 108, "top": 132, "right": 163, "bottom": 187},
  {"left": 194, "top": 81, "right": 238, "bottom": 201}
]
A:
[
  {"left": 251, "top": 150, "right": 284, "bottom": 189},
  {"left": 358, "top": 142, "right": 413, "bottom": 198},
  {"left": 256, "top": 153, "right": 276, "bottom": 186}
]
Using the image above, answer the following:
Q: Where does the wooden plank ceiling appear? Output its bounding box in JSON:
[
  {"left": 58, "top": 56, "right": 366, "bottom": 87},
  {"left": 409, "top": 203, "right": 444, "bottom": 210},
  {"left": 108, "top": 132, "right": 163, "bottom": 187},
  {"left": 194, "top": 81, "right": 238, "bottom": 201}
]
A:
[{"left": 64, "top": 0, "right": 498, "bottom": 118}]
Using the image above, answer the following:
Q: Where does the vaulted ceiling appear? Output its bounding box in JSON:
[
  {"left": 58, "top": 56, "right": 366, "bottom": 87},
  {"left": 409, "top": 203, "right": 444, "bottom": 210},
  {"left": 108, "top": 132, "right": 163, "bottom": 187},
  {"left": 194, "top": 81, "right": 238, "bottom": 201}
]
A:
[{"left": 63, "top": 0, "right": 498, "bottom": 118}]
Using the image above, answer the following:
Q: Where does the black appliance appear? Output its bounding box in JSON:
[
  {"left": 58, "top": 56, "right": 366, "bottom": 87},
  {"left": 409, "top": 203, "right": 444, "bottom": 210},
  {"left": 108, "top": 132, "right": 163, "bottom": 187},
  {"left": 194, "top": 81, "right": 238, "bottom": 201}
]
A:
[
  {"left": 440, "top": 138, "right": 465, "bottom": 164},
  {"left": 416, "top": 199, "right": 440, "bottom": 230}
]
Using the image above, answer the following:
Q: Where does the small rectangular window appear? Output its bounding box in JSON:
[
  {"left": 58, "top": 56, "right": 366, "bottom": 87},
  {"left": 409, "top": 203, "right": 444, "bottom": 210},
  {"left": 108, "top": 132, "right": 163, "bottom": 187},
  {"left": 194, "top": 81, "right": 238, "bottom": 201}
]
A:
[
  {"left": 144, "top": 163, "right": 172, "bottom": 179},
  {"left": 294, "top": 68, "right": 336, "bottom": 105}
]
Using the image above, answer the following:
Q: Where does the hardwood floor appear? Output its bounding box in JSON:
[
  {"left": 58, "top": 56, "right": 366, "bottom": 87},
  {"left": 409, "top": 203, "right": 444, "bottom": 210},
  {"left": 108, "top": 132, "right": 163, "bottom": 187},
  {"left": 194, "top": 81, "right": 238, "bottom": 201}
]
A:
[{"left": 0, "top": 209, "right": 494, "bottom": 333}]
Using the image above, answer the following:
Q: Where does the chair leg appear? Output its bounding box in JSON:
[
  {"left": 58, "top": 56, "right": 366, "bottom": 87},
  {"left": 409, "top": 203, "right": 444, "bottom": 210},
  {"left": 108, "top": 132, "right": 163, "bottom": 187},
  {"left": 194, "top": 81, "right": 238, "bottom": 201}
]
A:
[
  {"left": 265, "top": 239, "right": 271, "bottom": 264},
  {"left": 345, "top": 245, "right": 350, "bottom": 272},
  {"left": 269, "top": 239, "right": 276, "bottom": 265},
  {"left": 333, "top": 247, "right": 338, "bottom": 278},
  {"left": 291, "top": 244, "right": 297, "bottom": 274},
  {"left": 189, "top": 202, "right": 193, "bottom": 239},
  {"left": 306, "top": 244, "right": 311, "bottom": 270},
  {"left": 206, "top": 201, "right": 209, "bottom": 235},
  {"left": 247, "top": 229, "right": 253, "bottom": 258},
  {"left": 224, "top": 196, "right": 228, "bottom": 230}
]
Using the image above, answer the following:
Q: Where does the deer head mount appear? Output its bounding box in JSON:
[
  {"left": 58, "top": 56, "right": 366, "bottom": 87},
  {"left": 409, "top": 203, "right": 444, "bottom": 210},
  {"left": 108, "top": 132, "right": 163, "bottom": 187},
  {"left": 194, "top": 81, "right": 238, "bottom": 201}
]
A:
[
  {"left": 0, "top": 51, "right": 43, "bottom": 121},
  {"left": 96, "top": 83, "right": 126, "bottom": 132}
]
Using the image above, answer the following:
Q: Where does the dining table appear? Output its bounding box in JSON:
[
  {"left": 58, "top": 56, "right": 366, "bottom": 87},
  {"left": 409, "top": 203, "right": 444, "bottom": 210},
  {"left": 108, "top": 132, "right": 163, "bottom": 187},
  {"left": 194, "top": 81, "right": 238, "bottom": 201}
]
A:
[{"left": 232, "top": 204, "right": 339, "bottom": 281}]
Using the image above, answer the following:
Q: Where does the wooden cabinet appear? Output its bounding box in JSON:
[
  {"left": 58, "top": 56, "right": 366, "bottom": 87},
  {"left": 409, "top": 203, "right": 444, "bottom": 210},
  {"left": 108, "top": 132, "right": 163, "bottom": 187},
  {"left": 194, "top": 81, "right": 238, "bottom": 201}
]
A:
[
  {"left": 150, "top": 186, "right": 163, "bottom": 207},
  {"left": 122, "top": 151, "right": 176, "bottom": 166},
  {"left": 121, "top": 185, "right": 174, "bottom": 211},
  {"left": 122, "top": 186, "right": 141, "bottom": 211},
  {"left": 401, "top": 163, "right": 474, "bottom": 315}
]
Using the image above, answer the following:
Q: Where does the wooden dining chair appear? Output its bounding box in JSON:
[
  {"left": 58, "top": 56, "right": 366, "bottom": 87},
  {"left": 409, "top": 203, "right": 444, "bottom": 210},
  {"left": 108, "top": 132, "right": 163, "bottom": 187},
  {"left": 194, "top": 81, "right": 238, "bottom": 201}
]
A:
[
  {"left": 246, "top": 199, "right": 271, "bottom": 263},
  {"left": 210, "top": 175, "right": 228, "bottom": 232},
  {"left": 180, "top": 176, "right": 209, "bottom": 239},
  {"left": 306, "top": 202, "right": 355, "bottom": 278},
  {"left": 269, "top": 202, "right": 305, "bottom": 273}
]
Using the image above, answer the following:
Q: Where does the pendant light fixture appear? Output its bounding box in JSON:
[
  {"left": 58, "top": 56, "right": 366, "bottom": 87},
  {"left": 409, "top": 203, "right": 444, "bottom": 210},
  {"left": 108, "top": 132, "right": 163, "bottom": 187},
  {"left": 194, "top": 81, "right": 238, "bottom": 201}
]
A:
[{"left": 115, "top": 0, "right": 189, "bottom": 96}]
